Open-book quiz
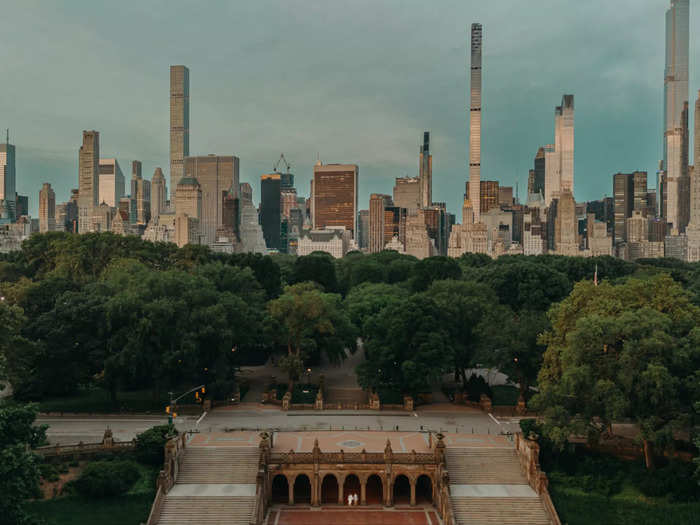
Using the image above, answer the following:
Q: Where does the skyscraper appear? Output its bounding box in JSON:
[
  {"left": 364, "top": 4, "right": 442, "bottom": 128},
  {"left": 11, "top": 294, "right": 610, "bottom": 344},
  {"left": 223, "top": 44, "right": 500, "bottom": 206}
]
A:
[
  {"left": 260, "top": 173, "right": 282, "bottom": 251},
  {"left": 613, "top": 172, "right": 647, "bottom": 246},
  {"left": 184, "top": 155, "right": 240, "bottom": 246},
  {"left": 98, "top": 158, "right": 125, "bottom": 207},
  {"left": 686, "top": 90, "right": 700, "bottom": 261},
  {"left": 369, "top": 193, "right": 392, "bottom": 253},
  {"left": 78, "top": 130, "right": 99, "bottom": 233},
  {"left": 467, "top": 23, "right": 483, "bottom": 223},
  {"left": 39, "top": 183, "right": 55, "bottom": 233},
  {"left": 151, "top": 167, "right": 167, "bottom": 220},
  {"left": 131, "top": 161, "right": 151, "bottom": 226},
  {"left": 393, "top": 176, "right": 420, "bottom": 213},
  {"left": 170, "top": 65, "right": 190, "bottom": 199},
  {"left": 419, "top": 132, "right": 432, "bottom": 208},
  {"left": 312, "top": 162, "right": 359, "bottom": 237},
  {"left": 0, "top": 134, "right": 16, "bottom": 223},
  {"left": 662, "top": 0, "right": 689, "bottom": 233},
  {"left": 544, "top": 96, "right": 575, "bottom": 206}
]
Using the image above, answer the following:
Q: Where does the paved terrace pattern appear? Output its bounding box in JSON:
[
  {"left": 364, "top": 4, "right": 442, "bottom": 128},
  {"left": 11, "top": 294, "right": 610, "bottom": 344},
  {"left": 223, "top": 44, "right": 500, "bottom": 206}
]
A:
[{"left": 266, "top": 508, "right": 443, "bottom": 525}]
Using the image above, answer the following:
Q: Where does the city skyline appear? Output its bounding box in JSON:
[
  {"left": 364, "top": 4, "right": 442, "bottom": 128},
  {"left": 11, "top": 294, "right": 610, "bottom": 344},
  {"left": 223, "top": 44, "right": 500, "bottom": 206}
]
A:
[{"left": 2, "top": 1, "right": 699, "bottom": 218}]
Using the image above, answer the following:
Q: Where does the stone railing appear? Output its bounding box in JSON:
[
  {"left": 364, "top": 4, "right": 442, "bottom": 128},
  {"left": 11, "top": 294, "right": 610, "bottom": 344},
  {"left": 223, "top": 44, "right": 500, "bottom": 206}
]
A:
[
  {"left": 156, "top": 432, "right": 188, "bottom": 494},
  {"left": 36, "top": 428, "right": 135, "bottom": 459},
  {"left": 513, "top": 432, "right": 562, "bottom": 525},
  {"left": 145, "top": 486, "right": 165, "bottom": 525},
  {"left": 269, "top": 450, "right": 437, "bottom": 465}
]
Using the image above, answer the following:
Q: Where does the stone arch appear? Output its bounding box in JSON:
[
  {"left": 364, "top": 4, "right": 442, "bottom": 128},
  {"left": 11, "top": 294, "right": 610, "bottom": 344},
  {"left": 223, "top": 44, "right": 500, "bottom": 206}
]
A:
[
  {"left": 392, "top": 474, "right": 411, "bottom": 505},
  {"left": 343, "top": 474, "right": 361, "bottom": 504},
  {"left": 365, "top": 474, "right": 383, "bottom": 505},
  {"left": 271, "top": 474, "right": 289, "bottom": 504},
  {"left": 293, "top": 473, "right": 311, "bottom": 504},
  {"left": 416, "top": 474, "right": 433, "bottom": 504},
  {"left": 321, "top": 473, "right": 339, "bottom": 504}
]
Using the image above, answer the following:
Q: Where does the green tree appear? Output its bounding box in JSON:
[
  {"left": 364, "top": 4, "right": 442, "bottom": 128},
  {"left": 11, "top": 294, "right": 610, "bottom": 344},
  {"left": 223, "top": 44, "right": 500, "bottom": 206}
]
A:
[
  {"left": 532, "top": 275, "right": 700, "bottom": 469},
  {"left": 425, "top": 280, "right": 508, "bottom": 389},
  {"left": 410, "top": 256, "right": 462, "bottom": 292},
  {"left": 344, "top": 282, "right": 409, "bottom": 339},
  {"left": 0, "top": 404, "right": 46, "bottom": 525},
  {"left": 267, "top": 283, "right": 356, "bottom": 381},
  {"left": 482, "top": 260, "right": 571, "bottom": 312},
  {"left": 490, "top": 310, "right": 549, "bottom": 403},
  {"left": 291, "top": 252, "right": 338, "bottom": 292},
  {"left": 357, "top": 295, "right": 453, "bottom": 397}
]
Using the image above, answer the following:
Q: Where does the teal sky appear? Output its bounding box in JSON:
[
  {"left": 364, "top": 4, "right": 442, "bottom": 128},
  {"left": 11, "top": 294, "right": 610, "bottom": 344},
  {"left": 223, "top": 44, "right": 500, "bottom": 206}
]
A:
[{"left": 2, "top": 0, "right": 699, "bottom": 217}]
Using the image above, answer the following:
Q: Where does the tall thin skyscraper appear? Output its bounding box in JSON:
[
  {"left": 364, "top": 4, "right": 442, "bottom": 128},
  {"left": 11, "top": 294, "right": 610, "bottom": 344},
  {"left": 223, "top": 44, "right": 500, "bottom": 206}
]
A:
[
  {"left": 419, "top": 131, "right": 432, "bottom": 208},
  {"left": 78, "top": 130, "right": 99, "bottom": 233},
  {"left": 662, "top": 0, "right": 689, "bottom": 233},
  {"left": 0, "top": 131, "right": 16, "bottom": 223},
  {"left": 468, "top": 23, "right": 483, "bottom": 223},
  {"left": 260, "top": 173, "right": 282, "bottom": 251},
  {"left": 98, "top": 158, "right": 125, "bottom": 207},
  {"left": 170, "top": 65, "right": 190, "bottom": 201},
  {"left": 686, "top": 91, "right": 700, "bottom": 261}
]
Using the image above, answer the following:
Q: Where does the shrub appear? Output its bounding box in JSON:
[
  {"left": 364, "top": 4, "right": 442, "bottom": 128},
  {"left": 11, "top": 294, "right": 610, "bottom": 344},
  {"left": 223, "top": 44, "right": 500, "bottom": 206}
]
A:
[
  {"left": 519, "top": 418, "right": 540, "bottom": 437},
  {"left": 39, "top": 462, "right": 60, "bottom": 482},
  {"left": 134, "top": 425, "right": 177, "bottom": 466},
  {"left": 637, "top": 460, "right": 700, "bottom": 502},
  {"left": 73, "top": 460, "right": 140, "bottom": 498}
]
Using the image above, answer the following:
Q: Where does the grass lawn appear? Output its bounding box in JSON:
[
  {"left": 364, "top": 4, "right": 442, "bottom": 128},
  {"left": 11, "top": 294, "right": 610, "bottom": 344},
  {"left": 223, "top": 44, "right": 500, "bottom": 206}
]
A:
[
  {"left": 27, "top": 493, "right": 154, "bottom": 525},
  {"left": 35, "top": 388, "right": 199, "bottom": 413},
  {"left": 550, "top": 484, "right": 700, "bottom": 525}
]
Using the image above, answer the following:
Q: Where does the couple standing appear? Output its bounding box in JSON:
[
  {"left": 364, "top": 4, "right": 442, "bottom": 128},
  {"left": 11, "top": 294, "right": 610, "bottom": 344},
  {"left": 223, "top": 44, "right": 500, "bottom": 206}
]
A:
[{"left": 346, "top": 493, "right": 359, "bottom": 506}]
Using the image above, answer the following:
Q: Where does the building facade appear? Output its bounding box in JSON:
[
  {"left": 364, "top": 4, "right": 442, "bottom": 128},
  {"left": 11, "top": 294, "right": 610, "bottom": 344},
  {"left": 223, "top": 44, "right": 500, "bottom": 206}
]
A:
[
  {"left": 151, "top": 167, "right": 167, "bottom": 220},
  {"left": 78, "top": 130, "right": 99, "bottom": 233},
  {"left": 419, "top": 132, "right": 432, "bottom": 208},
  {"left": 468, "top": 23, "right": 483, "bottom": 223},
  {"left": 38, "top": 183, "right": 55, "bottom": 233},
  {"left": 312, "top": 162, "right": 358, "bottom": 238},
  {"left": 260, "top": 173, "right": 282, "bottom": 251},
  {"left": 0, "top": 140, "right": 16, "bottom": 224},
  {"left": 184, "top": 155, "right": 240, "bottom": 246},
  {"left": 98, "top": 158, "right": 125, "bottom": 207},
  {"left": 170, "top": 65, "right": 190, "bottom": 199}
]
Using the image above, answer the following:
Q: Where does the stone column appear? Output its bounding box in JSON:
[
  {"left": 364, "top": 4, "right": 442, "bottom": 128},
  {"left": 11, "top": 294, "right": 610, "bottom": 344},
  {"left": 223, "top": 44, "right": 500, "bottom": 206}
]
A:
[
  {"left": 288, "top": 479, "right": 294, "bottom": 505},
  {"left": 410, "top": 479, "right": 416, "bottom": 506},
  {"left": 360, "top": 479, "right": 367, "bottom": 505},
  {"left": 338, "top": 476, "right": 344, "bottom": 505},
  {"left": 386, "top": 477, "right": 393, "bottom": 507},
  {"left": 312, "top": 473, "right": 319, "bottom": 507}
]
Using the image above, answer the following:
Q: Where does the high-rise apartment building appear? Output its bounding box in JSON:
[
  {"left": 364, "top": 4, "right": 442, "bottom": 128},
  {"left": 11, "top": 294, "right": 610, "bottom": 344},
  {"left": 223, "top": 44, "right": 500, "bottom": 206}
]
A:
[
  {"left": 467, "top": 23, "right": 483, "bottom": 223},
  {"left": 312, "top": 162, "right": 358, "bottom": 237},
  {"left": 260, "top": 173, "right": 282, "bottom": 251},
  {"left": 78, "top": 130, "right": 99, "bottom": 233},
  {"left": 98, "top": 159, "right": 125, "bottom": 207},
  {"left": 687, "top": 91, "right": 700, "bottom": 261},
  {"left": 466, "top": 180, "right": 499, "bottom": 215},
  {"left": 357, "top": 210, "right": 369, "bottom": 250},
  {"left": 613, "top": 172, "right": 648, "bottom": 246},
  {"left": 184, "top": 155, "right": 240, "bottom": 246},
  {"left": 393, "top": 177, "right": 420, "bottom": 213},
  {"left": 130, "top": 161, "right": 151, "bottom": 226},
  {"left": 544, "top": 96, "right": 575, "bottom": 206},
  {"left": 151, "top": 167, "right": 167, "bottom": 220},
  {"left": 170, "top": 65, "right": 190, "bottom": 199},
  {"left": 530, "top": 147, "right": 546, "bottom": 198},
  {"left": 0, "top": 135, "right": 17, "bottom": 223},
  {"left": 38, "top": 183, "right": 55, "bottom": 233},
  {"left": 662, "top": 0, "right": 689, "bottom": 234},
  {"left": 419, "top": 132, "right": 432, "bottom": 208},
  {"left": 369, "top": 193, "right": 392, "bottom": 253},
  {"left": 174, "top": 177, "right": 202, "bottom": 247}
]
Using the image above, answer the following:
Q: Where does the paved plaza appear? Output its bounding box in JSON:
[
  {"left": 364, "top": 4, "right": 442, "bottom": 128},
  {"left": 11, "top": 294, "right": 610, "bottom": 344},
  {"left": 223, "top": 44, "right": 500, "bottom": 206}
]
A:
[{"left": 266, "top": 507, "right": 442, "bottom": 525}]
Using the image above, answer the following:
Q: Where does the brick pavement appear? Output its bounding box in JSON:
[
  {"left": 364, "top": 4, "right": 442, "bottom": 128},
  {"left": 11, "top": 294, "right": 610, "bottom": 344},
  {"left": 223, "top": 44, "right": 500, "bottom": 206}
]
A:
[{"left": 268, "top": 507, "right": 442, "bottom": 525}]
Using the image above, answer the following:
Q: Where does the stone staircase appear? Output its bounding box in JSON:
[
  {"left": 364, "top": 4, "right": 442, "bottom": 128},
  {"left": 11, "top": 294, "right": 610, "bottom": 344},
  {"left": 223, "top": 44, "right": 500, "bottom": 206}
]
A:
[
  {"left": 157, "top": 446, "right": 260, "bottom": 525},
  {"left": 446, "top": 447, "right": 552, "bottom": 525},
  {"left": 176, "top": 448, "right": 260, "bottom": 484},
  {"left": 446, "top": 448, "right": 527, "bottom": 484},
  {"left": 450, "top": 497, "right": 552, "bottom": 525}
]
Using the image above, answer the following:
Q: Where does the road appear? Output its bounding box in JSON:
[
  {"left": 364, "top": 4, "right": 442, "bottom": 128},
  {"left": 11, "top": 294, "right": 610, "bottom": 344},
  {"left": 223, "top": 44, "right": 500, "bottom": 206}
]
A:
[{"left": 38, "top": 405, "right": 521, "bottom": 445}]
